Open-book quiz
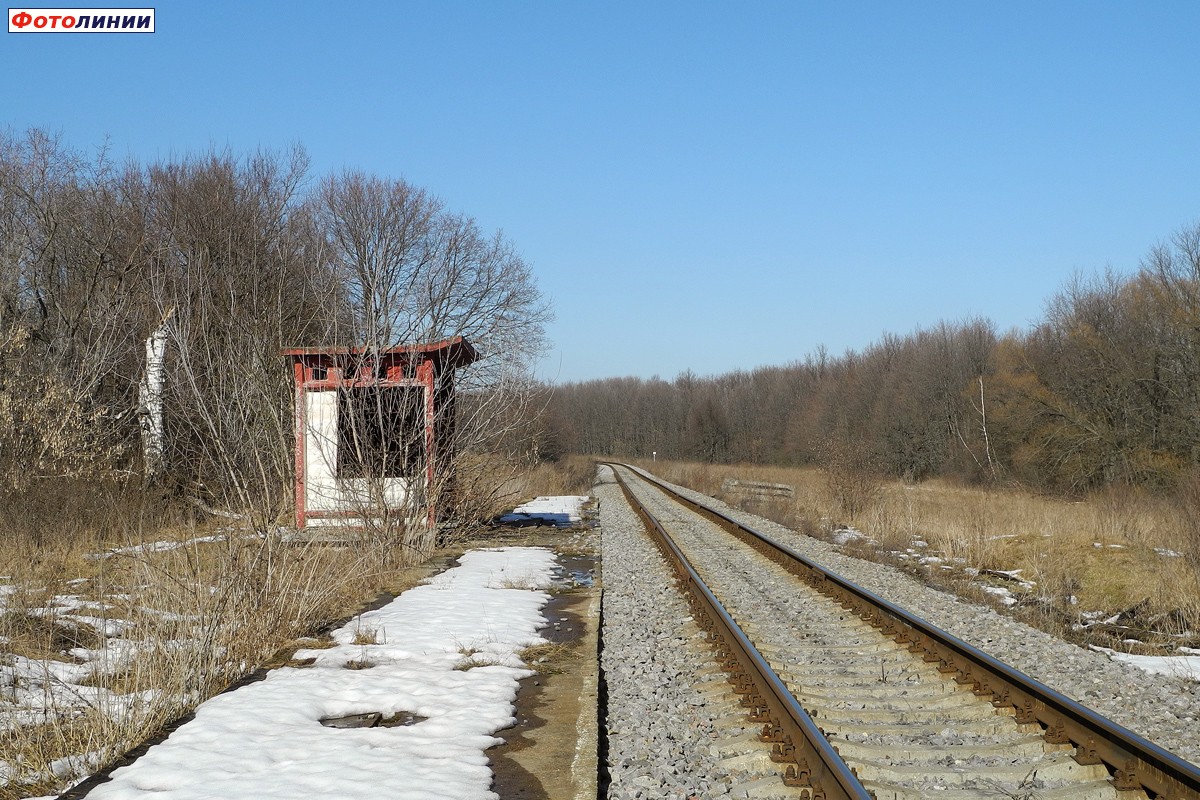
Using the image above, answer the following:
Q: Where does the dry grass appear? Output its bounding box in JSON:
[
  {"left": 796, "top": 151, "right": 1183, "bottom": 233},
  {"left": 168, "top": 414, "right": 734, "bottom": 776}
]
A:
[
  {"left": 351, "top": 626, "right": 380, "bottom": 646},
  {"left": 494, "top": 455, "right": 596, "bottom": 509},
  {"left": 453, "top": 644, "right": 501, "bottom": 671},
  {"left": 0, "top": 712, "right": 116, "bottom": 800},
  {"left": 0, "top": 456, "right": 594, "bottom": 795},
  {"left": 0, "top": 512, "right": 416, "bottom": 793},
  {"left": 639, "top": 459, "right": 1200, "bottom": 649},
  {"left": 438, "top": 454, "right": 595, "bottom": 546},
  {"left": 518, "top": 641, "right": 572, "bottom": 675}
]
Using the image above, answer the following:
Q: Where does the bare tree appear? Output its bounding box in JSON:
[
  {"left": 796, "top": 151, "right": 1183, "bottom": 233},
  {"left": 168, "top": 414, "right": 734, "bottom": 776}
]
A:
[
  {"left": 132, "top": 146, "right": 339, "bottom": 529},
  {"left": 310, "top": 171, "right": 551, "bottom": 546},
  {"left": 0, "top": 129, "right": 138, "bottom": 490}
]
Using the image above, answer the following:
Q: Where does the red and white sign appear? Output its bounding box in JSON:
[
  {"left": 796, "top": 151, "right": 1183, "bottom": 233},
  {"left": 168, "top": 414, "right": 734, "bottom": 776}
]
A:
[{"left": 8, "top": 7, "right": 154, "bottom": 32}]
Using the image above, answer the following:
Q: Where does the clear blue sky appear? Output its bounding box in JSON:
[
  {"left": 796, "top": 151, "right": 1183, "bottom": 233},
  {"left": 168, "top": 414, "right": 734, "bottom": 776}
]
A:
[{"left": 4, "top": 2, "right": 1199, "bottom": 383}]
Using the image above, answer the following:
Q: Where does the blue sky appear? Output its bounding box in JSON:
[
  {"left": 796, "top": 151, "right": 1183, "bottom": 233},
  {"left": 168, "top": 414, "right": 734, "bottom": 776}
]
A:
[{"left": 4, "top": 2, "right": 1199, "bottom": 383}]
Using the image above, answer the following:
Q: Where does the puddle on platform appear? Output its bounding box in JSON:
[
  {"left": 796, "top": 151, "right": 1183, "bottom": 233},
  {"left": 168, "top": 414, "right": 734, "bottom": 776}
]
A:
[{"left": 551, "top": 554, "right": 595, "bottom": 589}]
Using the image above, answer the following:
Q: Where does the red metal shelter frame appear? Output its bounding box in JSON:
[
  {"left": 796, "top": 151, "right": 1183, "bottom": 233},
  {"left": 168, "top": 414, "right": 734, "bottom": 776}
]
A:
[{"left": 282, "top": 337, "right": 478, "bottom": 529}]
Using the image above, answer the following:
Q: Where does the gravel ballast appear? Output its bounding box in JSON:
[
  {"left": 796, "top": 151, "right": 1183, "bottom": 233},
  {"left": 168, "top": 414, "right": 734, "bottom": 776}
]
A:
[
  {"left": 599, "top": 466, "right": 738, "bottom": 799},
  {"left": 638, "top": 467, "right": 1200, "bottom": 768},
  {"left": 600, "top": 467, "right": 814, "bottom": 799}
]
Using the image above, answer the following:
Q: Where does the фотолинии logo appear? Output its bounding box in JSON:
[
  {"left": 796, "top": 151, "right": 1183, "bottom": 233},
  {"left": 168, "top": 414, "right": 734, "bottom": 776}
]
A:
[{"left": 8, "top": 7, "right": 154, "bottom": 32}]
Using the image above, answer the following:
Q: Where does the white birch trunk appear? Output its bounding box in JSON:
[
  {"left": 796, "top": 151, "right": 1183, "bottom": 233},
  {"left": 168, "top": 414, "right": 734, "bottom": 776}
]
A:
[{"left": 139, "top": 311, "right": 172, "bottom": 480}]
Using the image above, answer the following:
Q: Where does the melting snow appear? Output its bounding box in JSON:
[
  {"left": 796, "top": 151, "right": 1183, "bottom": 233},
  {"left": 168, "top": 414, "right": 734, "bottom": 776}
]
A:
[
  {"left": 86, "top": 535, "right": 232, "bottom": 560},
  {"left": 498, "top": 495, "right": 590, "bottom": 528},
  {"left": 1090, "top": 646, "right": 1200, "bottom": 681},
  {"left": 831, "top": 527, "right": 866, "bottom": 546},
  {"left": 982, "top": 586, "right": 1019, "bottom": 606},
  {"left": 80, "top": 546, "right": 557, "bottom": 800}
]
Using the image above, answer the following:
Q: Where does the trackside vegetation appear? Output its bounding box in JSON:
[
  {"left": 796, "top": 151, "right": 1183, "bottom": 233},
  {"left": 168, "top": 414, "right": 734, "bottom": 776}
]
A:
[{"left": 0, "top": 128, "right": 559, "bottom": 796}]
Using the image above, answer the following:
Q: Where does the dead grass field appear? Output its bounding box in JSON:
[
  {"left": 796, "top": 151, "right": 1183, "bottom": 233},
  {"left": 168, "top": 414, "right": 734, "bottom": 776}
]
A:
[
  {"left": 636, "top": 459, "right": 1200, "bottom": 652},
  {"left": 0, "top": 521, "right": 417, "bottom": 798}
]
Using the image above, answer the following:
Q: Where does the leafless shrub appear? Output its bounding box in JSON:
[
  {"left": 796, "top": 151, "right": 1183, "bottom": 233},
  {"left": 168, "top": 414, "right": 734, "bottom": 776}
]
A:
[
  {"left": 0, "top": 328, "right": 125, "bottom": 493},
  {"left": 856, "top": 494, "right": 912, "bottom": 553},
  {"left": 818, "top": 437, "right": 882, "bottom": 522}
]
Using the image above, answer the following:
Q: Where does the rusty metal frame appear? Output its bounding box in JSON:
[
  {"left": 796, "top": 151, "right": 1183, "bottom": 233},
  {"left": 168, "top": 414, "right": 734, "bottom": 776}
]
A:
[
  {"left": 284, "top": 338, "right": 478, "bottom": 530},
  {"left": 610, "top": 465, "right": 872, "bottom": 800},
  {"left": 623, "top": 464, "right": 1200, "bottom": 800}
]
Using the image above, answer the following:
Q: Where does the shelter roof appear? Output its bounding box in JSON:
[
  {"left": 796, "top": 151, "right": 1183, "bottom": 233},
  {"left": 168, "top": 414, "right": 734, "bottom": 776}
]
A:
[{"left": 282, "top": 336, "right": 478, "bottom": 369}]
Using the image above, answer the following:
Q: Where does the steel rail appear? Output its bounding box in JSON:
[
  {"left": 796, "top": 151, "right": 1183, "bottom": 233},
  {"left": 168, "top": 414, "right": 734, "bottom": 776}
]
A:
[
  {"left": 608, "top": 464, "right": 873, "bottom": 800},
  {"left": 622, "top": 463, "right": 1200, "bottom": 800}
]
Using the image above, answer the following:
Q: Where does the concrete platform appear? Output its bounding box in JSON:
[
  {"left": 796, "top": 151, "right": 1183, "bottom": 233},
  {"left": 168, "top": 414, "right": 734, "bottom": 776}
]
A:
[{"left": 484, "top": 524, "right": 601, "bottom": 800}]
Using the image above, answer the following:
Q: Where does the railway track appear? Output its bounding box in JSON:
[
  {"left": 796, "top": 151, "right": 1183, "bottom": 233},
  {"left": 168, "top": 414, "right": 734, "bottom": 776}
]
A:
[{"left": 605, "top": 463, "right": 1200, "bottom": 800}]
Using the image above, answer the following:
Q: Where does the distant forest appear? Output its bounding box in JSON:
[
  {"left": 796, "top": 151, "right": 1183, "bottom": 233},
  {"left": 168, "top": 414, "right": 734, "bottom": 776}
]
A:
[{"left": 547, "top": 222, "right": 1200, "bottom": 495}]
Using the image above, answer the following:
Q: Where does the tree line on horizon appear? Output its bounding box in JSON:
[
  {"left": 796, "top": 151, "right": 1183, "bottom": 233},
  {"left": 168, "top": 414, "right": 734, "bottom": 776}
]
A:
[{"left": 546, "top": 221, "right": 1200, "bottom": 496}]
